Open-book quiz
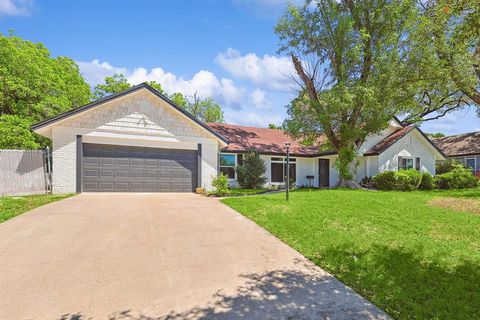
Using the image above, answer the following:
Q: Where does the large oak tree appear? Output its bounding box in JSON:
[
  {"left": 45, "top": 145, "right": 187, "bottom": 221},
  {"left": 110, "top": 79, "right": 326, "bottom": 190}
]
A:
[{"left": 276, "top": 0, "right": 420, "bottom": 187}]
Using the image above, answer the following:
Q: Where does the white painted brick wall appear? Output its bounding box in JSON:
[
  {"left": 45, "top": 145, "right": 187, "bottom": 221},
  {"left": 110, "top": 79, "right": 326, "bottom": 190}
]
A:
[
  {"left": 52, "top": 128, "right": 77, "bottom": 194},
  {"left": 50, "top": 88, "right": 222, "bottom": 193}
]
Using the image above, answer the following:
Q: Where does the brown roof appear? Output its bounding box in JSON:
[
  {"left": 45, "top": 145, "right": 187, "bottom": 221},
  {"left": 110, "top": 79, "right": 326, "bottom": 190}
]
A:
[
  {"left": 364, "top": 126, "right": 415, "bottom": 155},
  {"left": 208, "top": 122, "right": 444, "bottom": 158},
  {"left": 207, "top": 123, "right": 330, "bottom": 156},
  {"left": 433, "top": 131, "right": 480, "bottom": 157}
]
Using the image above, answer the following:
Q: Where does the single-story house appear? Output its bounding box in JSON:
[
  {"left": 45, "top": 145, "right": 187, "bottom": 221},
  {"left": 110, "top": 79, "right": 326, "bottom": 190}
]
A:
[
  {"left": 32, "top": 83, "right": 445, "bottom": 193},
  {"left": 433, "top": 131, "right": 480, "bottom": 174}
]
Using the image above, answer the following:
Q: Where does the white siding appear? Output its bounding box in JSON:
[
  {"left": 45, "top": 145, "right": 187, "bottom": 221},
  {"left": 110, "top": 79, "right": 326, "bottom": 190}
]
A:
[
  {"left": 378, "top": 130, "right": 437, "bottom": 175},
  {"left": 296, "top": 157, "right": 317, "bottom": 187}
]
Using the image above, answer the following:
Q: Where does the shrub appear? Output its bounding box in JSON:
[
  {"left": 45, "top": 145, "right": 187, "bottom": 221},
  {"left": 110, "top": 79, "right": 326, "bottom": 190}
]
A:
[
  {"left": 395, "top": 169, "right": 422, "bottom": 191},
  {"left": 435, "top": 168, "right": 479, "bottom": 189},
  {"left": 418, "top": 172, "right": 435, "bottom": 190},
  {"left": 211, "top": 173, "right": 229, "bottom": 195},
  {"left": 236, "top": 151, "right": 267, "bottom": 189},
  {"left": 373, "top": 171, "right": 397, "bottom": 190},
  {"left": 436, "top": 159, "right": 465, "bottom": 174}
]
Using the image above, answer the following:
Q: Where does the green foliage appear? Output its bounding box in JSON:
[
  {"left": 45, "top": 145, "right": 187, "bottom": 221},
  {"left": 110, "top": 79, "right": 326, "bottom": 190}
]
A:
[
  {"left": 435, "top": 168, "right": 479, "bottom": 189},
  {"left": 184, "top": 94, "right": 224, "bottom": 123},
  {"left": 373, "top": 171, "right": 397, "bottom": 191},
  {"left": 145, "top": 81, "right": 165, "bottom": 94},
  {"left": 426, "top": 132, "right": 445, "bottom": 138},
  {"left": 0, "top": 33, "right": 90, "bottom": 149},
  {"left": 408, "top": 0, "right": 480, "bottom": 118},
  {"left": 418, "top": 172, "right": 435, "bottom": 190},
  {"left": 373, "top": 170, "right": 425, "bottom": 191},
  {"left": 235, "top": 151, "right": 267, "bottom": 189},
  {"left": 170, "top": 92, "right": 188, "bottom": 107},
  {"left": 0, "top": 115, "right": 47, "bottom": 149},
  {"left": 436, "top": 159, "right": 465, "bottom": 174},
  {"left": 222, "top": 189, "right": 480, "bottom": 319},
  {"left": 276, "top": 1, "right": 419, "bottom": 185},
  {"left": 93, "top": 74, "right": 131, "bottom": 99},
  {"left": 268, "top": 123, "right": 282, "bottom": 129},
  {"left": 0, "top": 33, "right": 91, "bottom": 120},
  {"left": 211, "top": 173, "right": 229, "bottom": 195},
  {"left": 395, "top": 169, "right": 423, "bottom": 191}
]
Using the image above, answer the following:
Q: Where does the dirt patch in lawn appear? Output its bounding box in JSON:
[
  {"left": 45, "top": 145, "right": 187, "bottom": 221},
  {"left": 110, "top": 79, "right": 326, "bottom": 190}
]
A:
[{"left": 428, "top": 197, "right": 480, "bottom": 215}]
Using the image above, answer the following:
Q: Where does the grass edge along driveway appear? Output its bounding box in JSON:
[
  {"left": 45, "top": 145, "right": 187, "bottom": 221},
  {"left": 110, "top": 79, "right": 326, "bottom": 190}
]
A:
[
  {"left": 0, "top": 194, "right": 73, "bottom": 223},
  {"left": 221, "top": 189, "right": 480, "bottom": 320}
]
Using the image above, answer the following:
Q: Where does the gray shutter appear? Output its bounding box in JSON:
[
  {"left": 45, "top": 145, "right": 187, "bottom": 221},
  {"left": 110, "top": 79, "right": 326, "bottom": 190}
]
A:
[
  {"left": 415, "top": 157, "right": 420, "bottom": 170},
  {"left": 398, "top": 156, "right": 403, "bottom": 170}
]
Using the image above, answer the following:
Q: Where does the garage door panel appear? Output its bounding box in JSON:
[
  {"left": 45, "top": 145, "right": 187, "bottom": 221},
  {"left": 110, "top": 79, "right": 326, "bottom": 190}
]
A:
[{"left": 82, "top": 143, "right": 197, "bottom": 192}]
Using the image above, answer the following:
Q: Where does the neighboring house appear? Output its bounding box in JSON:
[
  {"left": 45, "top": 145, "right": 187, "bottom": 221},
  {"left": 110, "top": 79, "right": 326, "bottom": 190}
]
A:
[
  {"left": 433, "top": 132, "right": 480, "bottom": 174},
  {"left": 32, "top": 83, "right": 445, "bottom": 193}
]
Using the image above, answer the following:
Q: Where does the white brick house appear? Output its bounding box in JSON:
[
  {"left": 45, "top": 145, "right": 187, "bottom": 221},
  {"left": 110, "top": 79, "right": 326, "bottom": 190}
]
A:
[{"left": 33, "top": 83, "right": 445, "bottom": 193}]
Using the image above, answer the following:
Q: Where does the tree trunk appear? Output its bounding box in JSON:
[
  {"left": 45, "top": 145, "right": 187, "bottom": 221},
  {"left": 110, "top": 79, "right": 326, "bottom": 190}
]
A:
[{"left": 335, "top": 159, "right": 363, "bottom": 189}]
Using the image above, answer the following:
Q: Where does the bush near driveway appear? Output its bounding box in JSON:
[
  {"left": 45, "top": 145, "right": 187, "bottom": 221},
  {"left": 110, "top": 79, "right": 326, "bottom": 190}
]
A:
[
  {"left": 0, "top": 194, "right": 73, "bottom": 223},
  {"left": 222, "top": 189, "right": 480, "bottom": 319}
]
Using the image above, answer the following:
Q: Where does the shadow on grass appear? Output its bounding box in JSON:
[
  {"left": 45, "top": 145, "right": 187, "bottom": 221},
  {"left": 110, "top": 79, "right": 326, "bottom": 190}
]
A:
[
  {"left": 315, "top": 244, "right": 480, "bottom": 319},
  {"left": 58, "top": 260, "right": 388, "bottom": 320}
]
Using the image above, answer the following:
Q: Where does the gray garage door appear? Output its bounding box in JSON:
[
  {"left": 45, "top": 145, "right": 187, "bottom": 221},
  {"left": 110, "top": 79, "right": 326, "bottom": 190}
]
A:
[{"left": 81, "top": 143, "right": 197, "bottom": 192}]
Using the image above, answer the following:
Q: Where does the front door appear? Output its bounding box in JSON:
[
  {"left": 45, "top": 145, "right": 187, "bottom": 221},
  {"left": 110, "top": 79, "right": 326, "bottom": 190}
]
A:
[{"left": 318, "top": 159, "right": 330, "bottom": 187}]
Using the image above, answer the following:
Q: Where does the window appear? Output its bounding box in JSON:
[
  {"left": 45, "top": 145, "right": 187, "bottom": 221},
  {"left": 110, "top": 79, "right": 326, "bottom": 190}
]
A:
[
  {"left": 219, "top": 154, "right": 236, "bottom": 179},
  {"left": 466, "top": 158, "right": 476, "bottom": 173},
  {"left": 398, "top": 157, "right": 414, "bottom": 170},
  {"left": 270, "top": 157, "right": 296, "bottom": 183},
  {"left": 415, "top": 157, "right": 420, "bottom": 170}
]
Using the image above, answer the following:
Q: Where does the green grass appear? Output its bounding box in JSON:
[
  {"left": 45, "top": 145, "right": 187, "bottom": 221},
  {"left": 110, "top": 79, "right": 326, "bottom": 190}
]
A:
[
  {"left": 221, "top": 189, "right": 480, "bottom": 319},
  {"left": 0, "top": 194, "right": 73, "bottom": 223}
]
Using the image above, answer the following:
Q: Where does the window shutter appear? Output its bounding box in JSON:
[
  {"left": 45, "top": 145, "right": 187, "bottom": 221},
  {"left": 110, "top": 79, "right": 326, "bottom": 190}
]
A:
[
  {"left": 415, "top": 157, "right": 420, "bottom": 170},
  {"left": 398, "top": 156, "right": 403, "bottom": 170}
]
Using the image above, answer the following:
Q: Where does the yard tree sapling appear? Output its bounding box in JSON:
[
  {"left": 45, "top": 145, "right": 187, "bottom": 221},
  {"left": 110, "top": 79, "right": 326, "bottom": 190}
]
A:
[{"left": 236, "top": 150, "right": 268, "bottom": 189}]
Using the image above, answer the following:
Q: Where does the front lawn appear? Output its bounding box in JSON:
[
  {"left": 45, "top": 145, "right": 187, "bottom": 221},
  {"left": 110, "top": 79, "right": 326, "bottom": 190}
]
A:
[
  {"left": 222, "top": 189, "right": 480, "bottom": 319},
  {"left": 0, "top": 194, "right": 73, "bottom": 223}
]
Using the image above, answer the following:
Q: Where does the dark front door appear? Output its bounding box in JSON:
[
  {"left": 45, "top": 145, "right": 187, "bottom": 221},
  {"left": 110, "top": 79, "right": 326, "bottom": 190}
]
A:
[
  {"left": 318, "top": 159, "right": 329, "bottom": 187},
  {"left": 81, "top": 143, "right": 197, "bottom": 192}
]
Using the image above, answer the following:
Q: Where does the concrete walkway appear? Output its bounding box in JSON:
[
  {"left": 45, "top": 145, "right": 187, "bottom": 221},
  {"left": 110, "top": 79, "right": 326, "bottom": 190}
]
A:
[{"left": 0, "top": 193, "right": 389, "bottom": 319}]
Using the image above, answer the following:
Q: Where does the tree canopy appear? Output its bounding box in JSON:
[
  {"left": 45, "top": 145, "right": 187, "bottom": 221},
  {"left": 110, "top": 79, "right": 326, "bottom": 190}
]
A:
[
  {"left": 0, "top": 33, "right": 91, "bottom": 149},
  {"left": 277, "top": 0, "right": 421, "bottom": 187},
  {"left": 276, "top": 0, "right": 478, "bottom": 188}
]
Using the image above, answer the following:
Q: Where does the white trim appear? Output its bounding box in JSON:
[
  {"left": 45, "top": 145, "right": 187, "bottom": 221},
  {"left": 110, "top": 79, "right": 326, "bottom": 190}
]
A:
[{"left": 219, "top": 153, "right": 237, "bottom": 180}]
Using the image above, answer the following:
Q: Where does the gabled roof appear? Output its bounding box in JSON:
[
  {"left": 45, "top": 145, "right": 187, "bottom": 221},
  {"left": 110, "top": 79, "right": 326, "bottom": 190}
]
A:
[
  {"left": 433, "top": 131, "right": 480, "bottom": 157},
  {"left": 364, "top": 125, "right": 416, "bottom": 155},
  {"left": 207, "top": 123, "right": 332, "bottom": 157},
  {"left": 364, "top": 125, "right": 446, "bottom": 158},
  {"left": 31, "top": 83, "right": 228, "bottom": 144}
]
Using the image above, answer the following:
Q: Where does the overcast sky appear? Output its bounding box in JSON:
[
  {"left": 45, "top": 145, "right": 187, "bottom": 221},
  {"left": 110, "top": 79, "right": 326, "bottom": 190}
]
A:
[{"left": 1, "top": 0, "right": 478, "bottom": 134}]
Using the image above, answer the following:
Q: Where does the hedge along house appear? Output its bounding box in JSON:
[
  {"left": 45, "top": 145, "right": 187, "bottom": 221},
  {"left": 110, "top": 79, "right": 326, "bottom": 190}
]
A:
[
  {"left": 33, "top": 84, "right": 445, "bottom": 193},
  {"left": 433, "top": 131, "right": 480, "bottom": 174}
]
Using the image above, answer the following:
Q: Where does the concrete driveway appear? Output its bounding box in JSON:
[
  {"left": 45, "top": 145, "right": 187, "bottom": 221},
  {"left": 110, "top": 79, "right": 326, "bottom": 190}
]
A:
[{"left": 0, "top": 193, "right": 389, "bottom": 320}]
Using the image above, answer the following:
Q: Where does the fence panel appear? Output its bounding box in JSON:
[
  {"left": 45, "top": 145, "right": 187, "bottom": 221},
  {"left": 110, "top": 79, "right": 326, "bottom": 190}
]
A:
[{"left": 0, "top": 150, "right": 49, "bottom": 196}]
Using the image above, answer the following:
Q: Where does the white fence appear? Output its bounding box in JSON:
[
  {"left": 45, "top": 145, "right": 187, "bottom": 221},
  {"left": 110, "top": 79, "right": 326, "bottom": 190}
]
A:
[{"left": 0, "top": 149, "right": 52, "bottom": 196}]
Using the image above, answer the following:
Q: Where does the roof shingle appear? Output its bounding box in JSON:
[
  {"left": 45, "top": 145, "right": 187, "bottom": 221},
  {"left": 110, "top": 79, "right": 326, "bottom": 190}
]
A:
[
  {"left": 433, "top": 131, "right": 480, "bottom": 157},
  {"left": 207, "top": 123, "right": 329, "bottom": 156}
]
